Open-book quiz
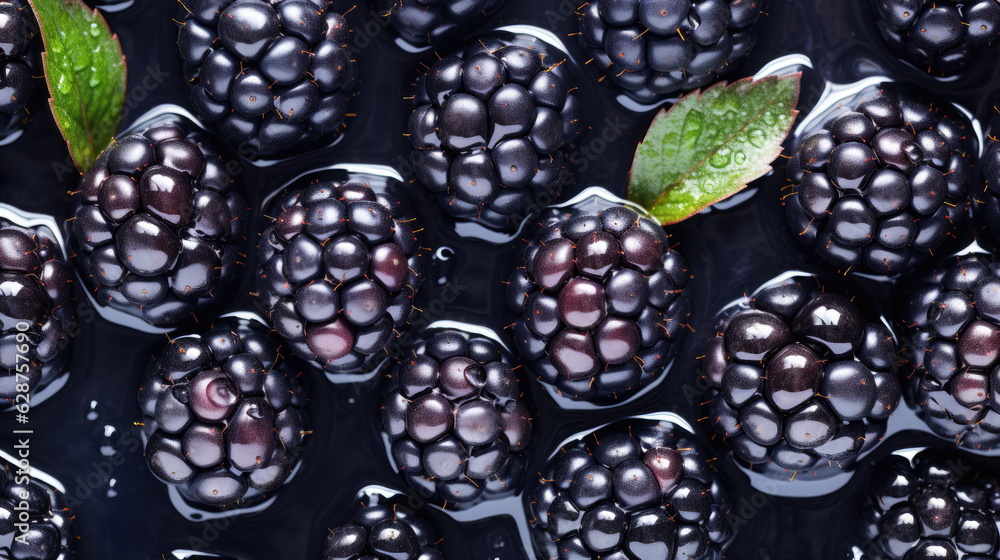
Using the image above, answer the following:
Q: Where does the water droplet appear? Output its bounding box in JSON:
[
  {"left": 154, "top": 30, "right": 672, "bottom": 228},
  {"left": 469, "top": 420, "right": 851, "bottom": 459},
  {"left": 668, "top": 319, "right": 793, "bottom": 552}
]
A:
[
  {"left": 89, "top": 23, "right": 100, "bottom": 37},
  {"left": 748, "top": 129, "right": 766, "bottom": 148},
  {"left": 681, "top": 110, "right": 705, "bottom": 149},
  {"left": 710, "top": 147, "right": 732, "bottom": 168},
  {"left": 89, "top": 75, "right": 101, "bottom": 88},
  {"left": 735, "top": 151, "right": 747, "bottom": 165}
]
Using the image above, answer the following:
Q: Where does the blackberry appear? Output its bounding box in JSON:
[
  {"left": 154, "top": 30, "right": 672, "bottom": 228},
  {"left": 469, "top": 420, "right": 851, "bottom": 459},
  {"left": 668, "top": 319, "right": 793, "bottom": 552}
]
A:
[
  {"left": 137, "top": 318, "right": 308, "bottom": 507},
  {"left": 980, "top": 135, "right": 1000, "bottom": 243},
  {"left": 70, "top": 119, "right": 246, "bottom": 328},
  {"left": 785, "top": 86, "right": 972, "bottom": 275},
  {"left": 407, "top": 35, "right": 582, "bottom": 230},
  {"left": 375, "top": 0, "right": 501, "bottom": 46},
  {"left": 323, "top": 491, "right": 444, "bottom": 560},
  {"left": 528, "top": 417, "right": 734, "bottom": 560},
  {"left": 255, "top": 176, "right": 423, "bottom": 373},
  {"left": 506, "top": 201, "right": 691, "bottom": 403},
  {"left": 0, "top": 219, "right": 74, "bottom": 407},
  {"left": 895, "top": 252, "right": 1000, "bottom": 449},
  {"left": 0, "top": 0, "right": 40, "bottom": 140},
  {"left": 575, "top": 0, "right": 766, "bottom": 103},
  {"left": 872, "top": 0, "right": 1000, "bottom": 76},
  {"left": 0, "top": 458, "right": 74, "bottom": 560},
  {"left": 381, "top": 329, "right": 532, "bottom": 506},
  {"left": 177, "top": 0, "right": 358, "bottom": 156},
  {"left": 860, "top": 449, "right": 1000, "bottom": 560},
  {"left": 703, "top": 275, "right": 901, "bottom": 472}
]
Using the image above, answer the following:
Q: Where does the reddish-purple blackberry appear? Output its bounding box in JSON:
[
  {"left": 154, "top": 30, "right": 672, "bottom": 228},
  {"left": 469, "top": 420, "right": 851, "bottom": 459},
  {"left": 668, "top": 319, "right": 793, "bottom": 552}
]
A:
[
  {"left": 407, "top": 35, "right": 582, "bottom": 230},
  {"left": 785, "top": 86, "right": 972, "bottom": 275},
  {"left": 872, "top": 0, "right": 1000, "bottom": 76},
  {"left": 528, "top": 417, "right": 734, "bottom": 560},
  {"left": 381, "top": 329, "right": 532, "bottom": 506},
  {"left": 506, "top": 201, "right": 691, "bottom": 403},
  {"left": 177, "top": 0, "right": 358, "bottom": 156},
  {"left": 0, "top": 0, "right": 39, "bottom": 140},
  {"left": 575, "top": 0, "right": 767, "bottom": 103},
  {"left": 860, "top": 449, "right": 1000, "bottom": 559},
  {"left": 0, "top": 219, "right": 74, "bottom": 407},
  {"left": 703, "top": 275, "right": 901, "bottom": 471},
  {"left": 255, "top": 176, "right": 423, "bottom": 373},
  {"left": 375, "top": 0, "right": 501, "bottom": 46},
  {"left": 138, "top": 318, "right": 308, "bottom": 507},
  {"left": 323, "top": 491, "right": 444, "bottom": 560},
  {"left": 895, "top": 252, "right": 1000, "bottom": 449},
  {"left": 0, "top": 458, "right": 74, "bottom": 560}
]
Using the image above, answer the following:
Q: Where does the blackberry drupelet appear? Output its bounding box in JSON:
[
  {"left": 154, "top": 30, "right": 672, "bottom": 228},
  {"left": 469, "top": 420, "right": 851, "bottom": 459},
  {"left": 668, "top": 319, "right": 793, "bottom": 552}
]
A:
[
  {"left": 860, "top": 449, "right": 1000, "bottom": 560},
  {"left": 375, "top": 0, "right": 501, "bottom": 46},
  {"left": 0, "top": 221, "right": 73, "bottom": 406},
  {"left": 0, "top": 458, "right": 74, "bottom": 560},
  {"left": 0, "top": 0, "right": 40, "bottom": 140},
  {"left": 703, "top": 276, "right": 901, "bottom": 471},
  {"left": 138, "top": 320, "right": 308, "bottom": 507},
  {"left": 528, "top": 418, "right": 734, "bottom": 560},
  {"left": 785, "top": 87, "right": 972, "bottom": 275},
  {"left": 506, "top": 202, "right": 690, "bottom": 403},
  {"left": 407, "top": 35, "right": 582, "bottom": 230},
  {"left": 70, "top": 120, "right": 246, "bottom": 328},
  {"left": 895, "top": 253, "right": 1000, "bottom": 449},
  {"left": 323, "top": 492, "right": 444, "bottom": 560},
  {"left": 872, "top": 0, "right": 1000, "bottom": 76},
  {"left": 177, "top": 0, "right": 358, "bottom": 155},
  {"left": 255, "top": 177, "right": 423, "bottom": 373},
  {"left": 381, "top": 329, "right": 532, "bottom": 506},
  {"left": 575, "top": 0, "right": 767, "bottom": 103}
]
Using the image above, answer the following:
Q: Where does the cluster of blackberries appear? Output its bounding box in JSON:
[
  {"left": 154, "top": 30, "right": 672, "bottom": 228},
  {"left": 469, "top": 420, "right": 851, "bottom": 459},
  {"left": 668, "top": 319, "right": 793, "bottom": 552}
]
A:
[
  {"left": 576, "top": 0, "right": 766, "bottom": 103},
  {"left": 507, "top": 203, "right": 690, "bottom": 403},
  {"left": 177, "top": 0, "right": 358, "bottom": 155},
  {"left": 0, "top": 458, "right": 74, "bottom": 560},
  {"left": 381, "top": 329, "right": 532, "bottom": 506},
  {"left": 375, "top": 0, "right": 501, "bottom": 46},
  {"left": 408, "top": 36, "right": 582, "bottom": 229},
  {"left": 0, "top": 0, "right": 39, "bottom": 140},
  {"left": 138, "top": 321, "right": 308, "bottom": 507},
  {"left": 0, "top": 222, "right": 74, "bottom": 406},
  {"left": 528, "top": 419, "right": 733, "bottom": 560},
  {"left": 785, "top": 89, "right": 972, "bottom": 275},
  {"left": 71, "top": 121, "right": 246, "bottom": 328},
  {"left": 872, "top": 0, "right": 1000, "bottom": 76},
  {"left": 255, "top": 177, "right": 423, "bottom": 373},
  {"left": 323, "top": 493, "right": 444, "bottom": 560},
  {"left": 703, "top": 277, "right": 901, "bottom": 471}
]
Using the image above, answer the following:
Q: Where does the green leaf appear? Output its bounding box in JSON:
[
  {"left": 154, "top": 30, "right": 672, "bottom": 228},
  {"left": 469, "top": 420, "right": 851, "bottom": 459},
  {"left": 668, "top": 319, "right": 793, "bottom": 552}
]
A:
[
  {"left": 29, "top": 0, "right": 126, "bottom": 173},
  {"left": 628, "top": 74, "right": 801, "bottom": 225}
]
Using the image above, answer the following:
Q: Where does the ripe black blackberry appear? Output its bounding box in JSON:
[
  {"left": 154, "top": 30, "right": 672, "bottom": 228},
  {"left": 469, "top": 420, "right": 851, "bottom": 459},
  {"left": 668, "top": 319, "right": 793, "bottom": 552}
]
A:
[
  {"left": 0, "top": 220, "right": 74, "bottom": 407},
  {"left": 860, "top": 449, "right": 1000, "bottom": 560},
  {"left": 407, "top": 35, "right": 582, "bottom": 230},
  {"left": 375, "top": 0, "right": 501, "bottom": 46},
  {"left": 575, "top": 0, "right": 766, "bottom": 103},
  {"left": 177, "top": 0, "right": 358, "bottom": 156},
  {"left": 506, "top": 202, "right": 690, "bottom": 403},
  {"left": 138, "top": 319, "right": 308, "bottom": 507},
  {"left": 895, "top": 253, "right": 1000, "bottom": 449},
  {"left": 255, "top": 177, "right": 423, "bottom": 373},
  {"left": 981, "top": 135, "right": 1000, "bottom": 243},
  {"left": 381, "top": 329, "right": 532, "bottom": 506},
  {"left": 528, "top": 418, "right": 734, "bottom": 560},
  {"left": 703, "top": 276, "right": 901, "bottom": 471},
  {"left": 785, "top": 87, "right": 972, "bottom": 275},
  {"left": 0, "top": 458, "right": 74, "bottom": 560},
  {"left": 323, "top": 492, "right": 444, "bottom": 560},
  {"left": 872, "top": 0, "right": 1000, "bottom": 76},
  {"left": 70, "top": 120, "right": 246, "bottom": 328},
  {"left": 0, "top": 0, "right": 40, "bottom": 140}
]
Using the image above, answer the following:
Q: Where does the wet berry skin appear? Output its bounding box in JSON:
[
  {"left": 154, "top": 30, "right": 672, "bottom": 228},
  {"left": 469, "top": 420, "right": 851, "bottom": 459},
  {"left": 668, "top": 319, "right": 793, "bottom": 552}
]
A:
[
  {"left": 408, "top": 35, "right": 583, "bottom": 230},
  {"left": 703, "top": 276, "right": 901, "bottom": 472},
  {"left": 895, "top": 253, "right": 1000, "bottom": 449},
  {"left": 255, "top": 177, "right": 423, "bottom": 373},
  {"left": 381, "top": 329, "right": 532, "bottom": 507},
  {"left": 785, "top": 87, "right": 972, "bottom": 275},
  {"left": 980, "top": 135, "right": 1000, "bottom": 245},
  {"left": 177, "top": 0, "right": 358, "bottom": 156},
  {"left": 0, "top": 221, "right": 74, "bottom": 406},
  {"left": 70, "top": 119, "right": 246, "bottom": 328},
  {"left": 0, "top": 0, "right": 40, "bottom": 140},
  {"left": 507, "top": 202, "right": 690, "bottom": 403},
  {"left": 375, "top": 0, "right": 502, "bottom": 46},
  {"left": 528, "top": 418, "right": 734, "bottom": 560},
  {"left": 861, "top": 449, "right": 1000, "bottom": 560},
  {"left": 138, "top": 319, "right": 308, "bottom": 508},
  {"left": 0, "top": 458, "right": 74, "bottom": 560},
  {"left": 322, "top": 492, "right": 444, "bottom": 560},
  {"left": 576, "top": 0, "right": 767, "bottom": 103}
]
